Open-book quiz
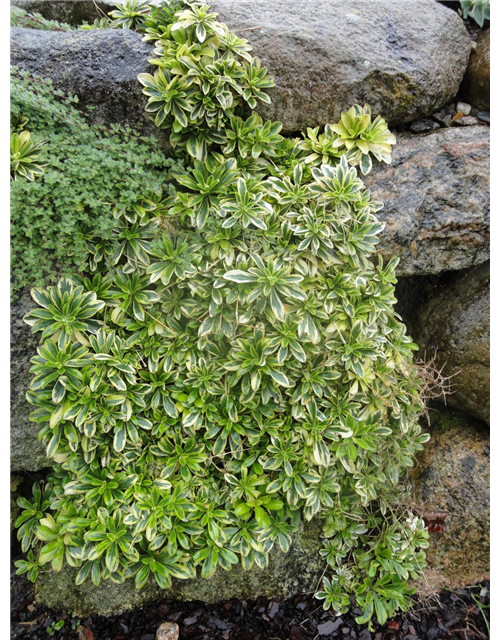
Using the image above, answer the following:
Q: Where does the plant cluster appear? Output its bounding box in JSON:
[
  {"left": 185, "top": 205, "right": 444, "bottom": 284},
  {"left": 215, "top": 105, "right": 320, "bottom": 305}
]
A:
[
  {"left": 10, "top": 68, "right": 180, "bottom": 294},
  {"left": 459, "top": 0, "right": 490, "bottom": 26},
  {"left": 15, "top": 0, "right": 430, "bottom": 628},
  {"left": 136, "top": 1, "right": 274, "bottom": 160}
]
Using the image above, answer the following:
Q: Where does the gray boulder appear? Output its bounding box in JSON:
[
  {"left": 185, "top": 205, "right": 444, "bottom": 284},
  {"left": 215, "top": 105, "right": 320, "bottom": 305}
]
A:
[
  {"left": 10, "top": 27, "right": 156, "bottom": 133},
  {"left": 364, "top": 127, "right": 490, "bottom": 276},
  {"left": 413, "top": 408, "right": 489, "bottom": 591},
  {"left": 411, "top": 262, "right": 490, "bottom": 423},
  {"left": 11, "top": 289, "right": 49, "bottom": 472},
  {"left": 11, "top": 1, "right": 470, "bottom": 133},
  {"left": 213, "top": 0, "right": 470, "bottom": 131}
]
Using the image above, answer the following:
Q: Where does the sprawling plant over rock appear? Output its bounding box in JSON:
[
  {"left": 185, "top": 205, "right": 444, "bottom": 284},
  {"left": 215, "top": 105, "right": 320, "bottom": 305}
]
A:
[
  {"left": 136, "top": 2, "right": 274, "bottom": 161},
  {"left": 15, "top": 0, "right": 430, "bottom": 628}
]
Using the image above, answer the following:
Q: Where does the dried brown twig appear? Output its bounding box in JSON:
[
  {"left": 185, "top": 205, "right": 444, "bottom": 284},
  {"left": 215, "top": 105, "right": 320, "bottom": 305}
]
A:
[
  {"left": 415, "top": 350, "right": 459, "bottom": 425},
  {"left": 92, "top": 0, "right": 109, "bottom": 20}
]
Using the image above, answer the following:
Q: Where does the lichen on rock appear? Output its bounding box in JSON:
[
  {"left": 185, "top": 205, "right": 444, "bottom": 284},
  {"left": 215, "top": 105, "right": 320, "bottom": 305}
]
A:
[{"left": 412, "top": 408, "right": 489, "bottom": 591}]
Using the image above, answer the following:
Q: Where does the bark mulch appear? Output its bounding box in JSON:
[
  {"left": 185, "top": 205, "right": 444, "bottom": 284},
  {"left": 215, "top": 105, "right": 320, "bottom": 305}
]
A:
[{"left": 11, "top": 560, "right": 489, "bottom": 640}]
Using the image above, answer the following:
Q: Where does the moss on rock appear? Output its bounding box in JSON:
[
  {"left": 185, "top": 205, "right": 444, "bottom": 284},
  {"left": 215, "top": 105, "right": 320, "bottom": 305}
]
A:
[
  {"left": 35, "top": 519, "right": 324, "bottom": 616},
  {"left": 413, "top": 408, "right": 489, "bottom": 591}
]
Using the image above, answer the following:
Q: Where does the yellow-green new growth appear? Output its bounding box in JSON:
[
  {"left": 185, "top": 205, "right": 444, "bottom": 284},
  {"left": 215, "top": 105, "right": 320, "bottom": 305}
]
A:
[
  {"left": 300, "top": 105, "right": 396, "bottom": 175},
  {"left": 330, "top": 104, "right": 396, "bottom": 175},
  {"left": 10, "top": 129, "right": 46, "bottom": 182}
]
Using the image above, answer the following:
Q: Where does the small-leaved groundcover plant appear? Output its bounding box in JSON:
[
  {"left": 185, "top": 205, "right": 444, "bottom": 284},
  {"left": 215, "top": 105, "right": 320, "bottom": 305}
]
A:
[
  {"left": 15, "top": 0, "right": 430, "bottom": 628},
  {"left": 10, "top": 68, "right": 180, "bottom": 294}
]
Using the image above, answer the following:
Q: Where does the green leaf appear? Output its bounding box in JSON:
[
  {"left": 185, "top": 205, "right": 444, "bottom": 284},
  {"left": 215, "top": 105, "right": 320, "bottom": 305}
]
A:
[
  {"left": 374, "top": 596, "right": 388, "bottom": 625},
  {"left": 355, "top": 601, "right": 374, "bottom": 625},
  {"left": 223, "top": 270, "right": 257, "bottom": 283},
  {"left": 113, "top": 425, "right": 126, "bottom": 452},
  {"left": 269, "top": 369, "right": 290, "bottom": 387}
]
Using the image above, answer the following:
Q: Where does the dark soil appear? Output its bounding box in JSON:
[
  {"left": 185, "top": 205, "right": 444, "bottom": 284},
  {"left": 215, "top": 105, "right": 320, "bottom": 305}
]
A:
[{"left": 11, "top": 557, "right": 489, "bottom": 640}]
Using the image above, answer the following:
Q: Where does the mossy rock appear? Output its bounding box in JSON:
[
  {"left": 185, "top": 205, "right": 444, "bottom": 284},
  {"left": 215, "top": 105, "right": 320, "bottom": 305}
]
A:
[
  {"left": 411, "top": 262, "right": 490, "bottom": 424},
  {"left": 11, "top": 494, "right": 21, "bottom": 535},
  {"left": 35, "top": 519, "right": 324, "bottom": 616},
  {"left": 413, "top": 408, "right": 489, "bottom": 591}
]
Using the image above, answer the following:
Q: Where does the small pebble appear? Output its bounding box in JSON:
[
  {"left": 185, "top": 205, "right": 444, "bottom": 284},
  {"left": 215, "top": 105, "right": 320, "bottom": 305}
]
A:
[
  {"left": 410, "top": 119, "right": 440, "bottom": 134},
  {"left": 76, "top": 628, "right": 96, "bottom": 640},
  {"left": 431, "top": 111, "right": 453, "bottom": 127},
  {"left": 318, "top": 619, "right": 342, "bottom": 635},
  {"left": 453, "top": 115, "right": 478, "bottom": 126},
  {"left": 457, "top": 101, "right": 471, "bottom": 115},
  {"left": 476, "top": 111, "right": 492, "bottom": 124},
  {"left": 359, "top": 630, "right": 372, "bottom": 640},
  {"left": 156, "top": 621, "right": 179, "bottom": 640},
  {"left": 213, "top": 617, "right": 231, "bottom": 630}
]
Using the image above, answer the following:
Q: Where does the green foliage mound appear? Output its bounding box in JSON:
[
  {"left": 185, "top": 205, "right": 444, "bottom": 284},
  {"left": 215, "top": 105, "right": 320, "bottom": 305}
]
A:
[
  {"left": 10, "top": 69, "right": 179, "bottom": 293},
  {"left": 459, "top": 0, "right": 490, "bottom": 26},
  {"left": 10, "top": 7, "right": 73, "bottom": 31},
  {"left": 15, "top": 1, "right": 430, "bottom": 627}
]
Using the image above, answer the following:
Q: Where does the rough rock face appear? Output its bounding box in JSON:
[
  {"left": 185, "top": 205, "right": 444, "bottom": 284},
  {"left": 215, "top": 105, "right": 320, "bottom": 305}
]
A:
[
  {"left": 213, "top": 0, "right": 470, "bottom": 131},
  {"left": 10, "top": 27, "right": 155, "bottom": 132},
  {"left": 411, "top": 262, "right": 490, "bottom": 424},
  {"left": 413, "top": 409, "right": 489, "bottom": 590},
  {"left": 35, "top": 519, "right": 324, "bottom": 616},
  {"left": 10, "top": 1, "right": 471, "bottom": 134},
  {"left": 11, "top": 0, "right": 115, "bottom": 25},
  {"left": 461, "top": 29, "right": 490, "bottom": 111},
  {"left": 11, "top": 289, "right": 49, "bottom": 472},
  {"left": 364, "top": 127, "right": 490, "bottom": 276},
  {"left": 11, "top": 492, "right": 21, "bottom": 534}
]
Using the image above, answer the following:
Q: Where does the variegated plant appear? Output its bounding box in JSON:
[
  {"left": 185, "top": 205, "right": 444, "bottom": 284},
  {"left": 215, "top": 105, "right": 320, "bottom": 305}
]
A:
[{"left": 16, "top": 0, "right": 430, "bottom": 629}]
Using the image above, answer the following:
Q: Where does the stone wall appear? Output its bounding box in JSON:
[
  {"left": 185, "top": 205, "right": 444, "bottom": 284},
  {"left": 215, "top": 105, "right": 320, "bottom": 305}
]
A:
[{"left": 10, "top": 0, "right": 490, "bottom": 614}]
